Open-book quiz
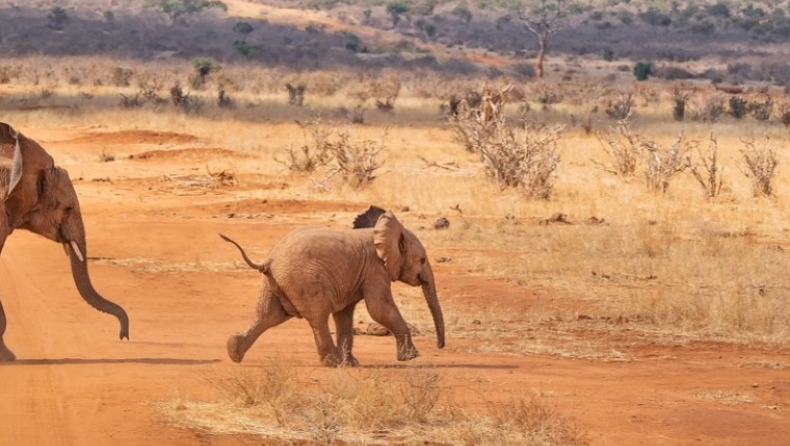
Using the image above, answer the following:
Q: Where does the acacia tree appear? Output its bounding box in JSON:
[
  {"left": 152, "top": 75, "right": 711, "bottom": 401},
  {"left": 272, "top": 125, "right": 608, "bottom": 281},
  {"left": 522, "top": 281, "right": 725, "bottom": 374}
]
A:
[{"left": 519, "top": 0, "right": 574, "bottom": 79}]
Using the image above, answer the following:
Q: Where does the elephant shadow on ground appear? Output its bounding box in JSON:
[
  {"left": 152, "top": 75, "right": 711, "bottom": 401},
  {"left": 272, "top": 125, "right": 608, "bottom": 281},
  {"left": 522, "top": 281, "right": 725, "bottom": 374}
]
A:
[
  {"left": 2, "top": 358, "right": 222, "bottom": 366},
  {"left": 359, "top": 363, "right": 519, "bottom": 371}
]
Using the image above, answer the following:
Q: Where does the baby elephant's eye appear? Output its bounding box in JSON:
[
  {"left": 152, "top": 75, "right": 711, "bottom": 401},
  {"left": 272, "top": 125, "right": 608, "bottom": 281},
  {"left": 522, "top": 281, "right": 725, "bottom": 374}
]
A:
[
  {"left": 64, "top": 207, "right": 73, "bottom": 216},
  {"left": 420, "top": 257, "right": 426, "bottom": 265}
]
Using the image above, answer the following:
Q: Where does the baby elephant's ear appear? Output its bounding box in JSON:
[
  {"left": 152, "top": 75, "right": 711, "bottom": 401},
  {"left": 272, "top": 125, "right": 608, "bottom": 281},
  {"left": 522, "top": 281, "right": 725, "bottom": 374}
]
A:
[
  {"left": 373, "top": 211, "right": 404, "bottom": 281},
  {"left": 353, "top": 205, "right": 387, "bottom": 229}
]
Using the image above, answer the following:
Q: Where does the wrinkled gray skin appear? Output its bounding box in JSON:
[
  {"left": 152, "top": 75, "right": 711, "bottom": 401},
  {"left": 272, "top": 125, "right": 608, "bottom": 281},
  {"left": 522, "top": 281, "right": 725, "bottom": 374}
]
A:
[
  {"left": 0, "top": 123, "right": 128, "bottom": 361},
  {"left": 222, "top": 206, "right": 445, "bottom": 367}
]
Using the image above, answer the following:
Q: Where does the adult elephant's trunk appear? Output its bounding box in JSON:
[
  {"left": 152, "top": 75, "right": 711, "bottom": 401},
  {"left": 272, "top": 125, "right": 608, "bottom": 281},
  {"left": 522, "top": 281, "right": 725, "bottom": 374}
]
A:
[
  {"left": 420, "top": 260, "right": 445, "bottom": 349},
  {"left": 66, "top": 233, "right": 129, "bottom": 340}
]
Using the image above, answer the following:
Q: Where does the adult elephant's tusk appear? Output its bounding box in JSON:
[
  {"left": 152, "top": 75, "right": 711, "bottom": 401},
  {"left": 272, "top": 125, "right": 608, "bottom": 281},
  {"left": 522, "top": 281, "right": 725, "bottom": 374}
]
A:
[{"left": 69, "top": 240, "right": 85, "bottom": 262}]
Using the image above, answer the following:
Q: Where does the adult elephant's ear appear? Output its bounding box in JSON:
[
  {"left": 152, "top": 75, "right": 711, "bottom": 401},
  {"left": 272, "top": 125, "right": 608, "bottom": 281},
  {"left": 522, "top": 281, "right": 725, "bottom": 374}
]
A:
[
  {"left": 0, "top": 123, "right": 24, "bottom": 198},
  {"left": 0, "top": 123, "right": 54, "bottom": 213},
  {"left": 353, "top": 205, "right": 387, "bottom": 229},
  {"left": 373, "top": 211, "right": 404, "bottom": 281}
]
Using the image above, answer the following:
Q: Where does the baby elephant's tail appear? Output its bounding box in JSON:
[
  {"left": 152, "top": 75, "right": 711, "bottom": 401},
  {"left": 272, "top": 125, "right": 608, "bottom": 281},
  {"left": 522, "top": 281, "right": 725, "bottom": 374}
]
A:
[{"left": 219, "top": 233, "right": 269, "bottom": 274}]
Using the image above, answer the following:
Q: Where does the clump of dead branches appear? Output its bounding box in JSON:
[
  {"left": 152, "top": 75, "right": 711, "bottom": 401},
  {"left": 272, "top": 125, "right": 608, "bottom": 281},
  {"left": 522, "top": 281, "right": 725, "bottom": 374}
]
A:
[
  {"left": 450, "top": 88, "right": 561, "bottom": 199},
  {"left": 276, "top": 118, "right": 332, "bottom": 172},
  {"left": 324, "top": 130, "right": 386, "bottom": 188},
  {"left": 739, "top": 136, "right": 778, "bottom": 197},
  {"left": 480, "top": 118, "right": 561, "bottom": 199},
  {"left": 595, "top": 122, "right": 641, "bottom": 176},
  {"left": 687, "top": 134, "right": 724, "bottom": 198},
  {"left": 450, "top": 100, "right": 495, "bottom": 153},
  {"left": 642, "top": 135, "right": 690, "bottom": 194},
  {"left": 596, "top": 120, "right": 694, "bottom": 194},
  {"left": 603, "top": 93, "right": 635, "bottom": 121}
]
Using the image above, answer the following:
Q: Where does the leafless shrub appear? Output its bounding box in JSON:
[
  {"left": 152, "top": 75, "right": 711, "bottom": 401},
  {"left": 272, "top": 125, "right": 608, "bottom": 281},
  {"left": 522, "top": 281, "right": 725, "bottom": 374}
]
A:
[
  {"left": 687, "top": 134, "right": 724, "bottom": 198},
  {"left": 739, "top": 136, "right": 778, "bottom": 197},
  {"left": 672, "top": 89, "right": 690, "bottom": 121},
  {"left": 689, "top": 94, "right": 725, "bottom": 123},
  {"left": 636, "top": 85, "right": 660, "bottom": 106},
  {"left": 169, "top": 84, "right": 202, "bottom": 114},
  {"left": 450, "top": 100, "right": 496, "bottom": 153},
  {"left": 111, "top": 67, "right": 133, "bottom": 87},
  {"left": 119, "top": 92, "right": 142, "bottom": 108},
  {"left": 375, "top": 97, "right": 395, "bottom": 113},
  {"left": 480, "top": 116, "right": 561, "bottom": 199},
  {"left": 570, "top": 112, "right": 594, "bottom": 134},
  {"left": 529, "top": 83, "right": 563, "bottom": 110},
  {"left": 750, "top": 97, "right": 774, "bottom": 121},
  {"left": 779, "top": 101, "right": 790, "bottom": 127},
  {"left": 276, "top": 118, "right": 332, "bottom": 172},
  {"left": 337, "top": 104, "right": 367, "bottom": 125},
  {"left": 370, "top": 75, "right": 401, "bottom": 113},
  {"left": 285, "top": 82, "right": 306, "bottom": 106},
  {"left": 324, "top": 129, "right": 386, "bottom": 187},
  {"left": 119, "top": 88, "right": 165, "bottom": 109},
  {"left": 217, "top": 88, "right": 233, "bottom": 108},
  {"left": 643, "top": 135, "right": 690, "bottom": 194},
  {"left": 603, "top": 93, "right": 635, "bottom": 120},
  {"left": 595, "top": 121, "right": 640, "bottom": 176}
]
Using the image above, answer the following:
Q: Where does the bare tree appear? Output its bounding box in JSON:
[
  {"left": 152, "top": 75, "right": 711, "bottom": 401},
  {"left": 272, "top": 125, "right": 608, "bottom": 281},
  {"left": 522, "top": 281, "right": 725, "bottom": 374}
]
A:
[{"left": 519, "top": 0, "right": 574, "bottom": 79}]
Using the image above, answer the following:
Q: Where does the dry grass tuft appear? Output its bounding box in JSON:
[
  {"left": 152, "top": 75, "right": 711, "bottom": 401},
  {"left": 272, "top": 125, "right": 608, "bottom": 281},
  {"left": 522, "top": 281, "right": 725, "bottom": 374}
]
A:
[{"left": 158, "top": 364, "right": 587, "bottom": 445}]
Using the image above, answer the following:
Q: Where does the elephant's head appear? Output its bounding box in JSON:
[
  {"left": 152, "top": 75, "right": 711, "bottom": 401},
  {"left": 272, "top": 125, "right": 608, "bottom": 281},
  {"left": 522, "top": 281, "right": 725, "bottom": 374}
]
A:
[
  {"left": 0, "top": 123, "right": 128, "bottom": 340},
  {"left": 355, "top": 206, "right": 445, "bottom": 349}
]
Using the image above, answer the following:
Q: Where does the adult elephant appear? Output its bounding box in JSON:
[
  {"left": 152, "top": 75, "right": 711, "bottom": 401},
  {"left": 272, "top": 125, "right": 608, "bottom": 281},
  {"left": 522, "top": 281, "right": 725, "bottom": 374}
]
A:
[
  {"left": 221, "top": 206, "right": 445, "bottom": 366},
  {"left": 0, "top": 123, "right": 129, "bottom": 361}
]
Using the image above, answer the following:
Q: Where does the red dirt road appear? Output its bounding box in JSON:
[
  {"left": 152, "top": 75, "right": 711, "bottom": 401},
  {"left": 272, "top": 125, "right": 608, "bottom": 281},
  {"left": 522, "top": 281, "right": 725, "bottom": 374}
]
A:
[{"left": 1, "top": 127, "right": 788, "bottom": 445}]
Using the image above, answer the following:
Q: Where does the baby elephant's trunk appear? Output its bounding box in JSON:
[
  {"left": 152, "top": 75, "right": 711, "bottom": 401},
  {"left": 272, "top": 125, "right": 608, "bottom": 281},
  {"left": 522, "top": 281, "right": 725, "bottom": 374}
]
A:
[{"left": 219, "top": 233, "right": 270, "bottom": 274}]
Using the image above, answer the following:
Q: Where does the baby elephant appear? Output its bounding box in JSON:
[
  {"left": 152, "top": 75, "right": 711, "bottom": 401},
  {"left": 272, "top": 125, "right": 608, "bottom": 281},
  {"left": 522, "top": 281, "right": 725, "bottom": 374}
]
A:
[{"left": 222, "top": 205, "right": 445, "bottom": 367}]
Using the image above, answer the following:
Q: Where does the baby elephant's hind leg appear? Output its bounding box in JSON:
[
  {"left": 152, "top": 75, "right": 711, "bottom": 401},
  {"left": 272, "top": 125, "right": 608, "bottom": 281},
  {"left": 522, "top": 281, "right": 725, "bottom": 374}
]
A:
[
  {"left": 227, "top": 283, "right": 291, "bottom": 363},
  {"left": 333, "top": 303, "right": 359, "bottom": 366}
]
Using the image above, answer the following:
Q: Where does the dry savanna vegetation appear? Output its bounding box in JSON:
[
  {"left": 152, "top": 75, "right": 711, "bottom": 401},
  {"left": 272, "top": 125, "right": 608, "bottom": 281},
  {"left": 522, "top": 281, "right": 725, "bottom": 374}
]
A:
[{"left": 2, "top": 0, "right": 790, "bottom": 445}]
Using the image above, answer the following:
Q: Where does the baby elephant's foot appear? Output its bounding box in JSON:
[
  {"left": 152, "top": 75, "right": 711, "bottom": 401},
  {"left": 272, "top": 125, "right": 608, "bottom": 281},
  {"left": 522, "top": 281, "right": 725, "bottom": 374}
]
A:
[
  {"left": 341, "top": 354, "right": 360, "bottom": 367},
  {"left": 397, "top": 346, "right": 420, "bottom": 361},
  {"left": 320, "top": 350, "right": 347, "bottom": 367},
  {"left": 0, "top": 343, "right": 16, "bottom": 362},
  {"left": 226, "top": 335, "right": 245, "bottom": 363}
]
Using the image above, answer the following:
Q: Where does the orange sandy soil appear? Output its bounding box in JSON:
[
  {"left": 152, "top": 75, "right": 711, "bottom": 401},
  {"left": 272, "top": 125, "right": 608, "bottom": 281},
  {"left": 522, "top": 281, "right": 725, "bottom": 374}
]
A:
[{"left": 1, "top": 125, "right": 789, "bottom": 446}]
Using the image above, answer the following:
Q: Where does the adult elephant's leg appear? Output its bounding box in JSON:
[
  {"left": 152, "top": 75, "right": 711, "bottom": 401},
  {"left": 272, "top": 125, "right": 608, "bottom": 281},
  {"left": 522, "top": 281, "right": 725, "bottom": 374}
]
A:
[
  {"left": 0, "top": 299, "right": 15, "bottom": 361},
  {"left": 364, "top": 286, "right": 419, "bottom": 361},
  {"left": 332, "top": 302, "right": 358, "bottom": 366},
  {"left": 227, "top": 284, "right": 291, "bottom": 363}
]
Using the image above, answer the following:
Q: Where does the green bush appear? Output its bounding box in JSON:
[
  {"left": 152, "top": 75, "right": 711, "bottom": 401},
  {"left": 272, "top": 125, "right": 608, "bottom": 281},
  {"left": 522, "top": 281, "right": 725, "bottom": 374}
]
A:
[
  {"left": 706, "top": 2, "right": 730, "bottom": 18},
  {"left": 386, "top": 1, "right": 410, "bottom": 26},
  {"left": 343, "top": 32, "right": 362, "bottom": 52},
  {"left": 191, "top": 57, "right": 220, "bottom": 87},
  {"left": 639, "top": 7, "right": 670, "bottom": 27},
  {"left": 146, "top": 0, "right": 227, "bottom": 19},
  {"left": 602, "top": 47, "right": 615, "bottom": 61},
  {"left": 452, "top": 5, "right": 473, "bottom": 24},
  {"left": 47, "top": 7, "right": 69, "bottom": 30},
  {"left": 633, "top": 62, "right": 653, "bottom": 81},
  {"left": 728, "top": 96, "right": 748, "bottom": 119},
  {"left": 232, "top": 21, "right": 254, "bottom": 37}
]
